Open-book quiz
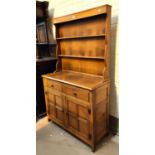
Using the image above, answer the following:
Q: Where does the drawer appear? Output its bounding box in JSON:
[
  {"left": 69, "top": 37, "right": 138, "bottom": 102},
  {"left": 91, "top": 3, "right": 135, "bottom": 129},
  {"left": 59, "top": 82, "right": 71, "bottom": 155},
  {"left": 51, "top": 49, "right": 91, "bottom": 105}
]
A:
[
  {"left": 63, "top": 84, "right": 89, "bottom": 101},
  {"left": 44, "top": 78, "right": 62, "bottom": 91}
]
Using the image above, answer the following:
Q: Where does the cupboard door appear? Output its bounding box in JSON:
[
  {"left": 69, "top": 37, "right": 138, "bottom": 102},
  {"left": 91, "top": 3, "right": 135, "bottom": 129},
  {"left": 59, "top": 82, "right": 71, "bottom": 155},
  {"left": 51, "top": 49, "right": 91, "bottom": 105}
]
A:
[
  {"left": 65, "top": 97, "right": 91, "bottom": 140},
  {"left": 47, "top": 93, "right": 55, "bottom": 119},
  {"left": 47, "top": 92, "right": 64, "bottom": 125}
]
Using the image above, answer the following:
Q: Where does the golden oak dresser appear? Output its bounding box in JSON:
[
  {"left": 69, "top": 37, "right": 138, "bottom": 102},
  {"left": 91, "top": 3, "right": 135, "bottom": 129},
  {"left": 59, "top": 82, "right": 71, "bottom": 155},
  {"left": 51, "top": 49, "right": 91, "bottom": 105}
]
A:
[{"left": 42, "top": 5, "right": 111, "bottom": 151}]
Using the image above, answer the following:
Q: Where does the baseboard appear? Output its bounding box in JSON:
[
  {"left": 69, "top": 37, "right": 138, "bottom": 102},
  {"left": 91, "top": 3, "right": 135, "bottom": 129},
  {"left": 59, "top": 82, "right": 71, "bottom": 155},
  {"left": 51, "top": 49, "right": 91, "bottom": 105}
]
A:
[{"left": 109, "top": 115, "right": 119, "bottom": 135}]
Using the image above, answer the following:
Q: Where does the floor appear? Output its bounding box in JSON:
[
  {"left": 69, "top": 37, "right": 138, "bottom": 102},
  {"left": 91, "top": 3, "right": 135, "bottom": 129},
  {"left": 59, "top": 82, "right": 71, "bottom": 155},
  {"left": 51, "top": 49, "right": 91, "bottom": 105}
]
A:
[
  {"left": 36, "top": 117, "right": 119, "bottom": 155},
  {"left": 36, "top": 116, "right": 49, "bottom": 131}
]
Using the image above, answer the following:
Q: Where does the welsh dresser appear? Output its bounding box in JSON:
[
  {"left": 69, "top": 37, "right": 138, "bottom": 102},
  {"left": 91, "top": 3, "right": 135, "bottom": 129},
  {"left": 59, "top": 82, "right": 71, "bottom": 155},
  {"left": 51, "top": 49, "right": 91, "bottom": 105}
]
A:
[{"left": 42, "top": 5, "right": 111, "bottom": 151}]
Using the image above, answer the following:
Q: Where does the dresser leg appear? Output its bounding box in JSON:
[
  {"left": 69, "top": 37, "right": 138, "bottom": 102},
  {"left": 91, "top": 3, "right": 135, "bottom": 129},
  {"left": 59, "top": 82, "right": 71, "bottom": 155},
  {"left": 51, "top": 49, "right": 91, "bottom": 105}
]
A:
[
  {"left": 91, "top": 144, "right": 96, "bottom": 152},
  {"left": 106, "top": 131, "right": 109, "bottom": 136},
  {"left": 48, "top": 117, "right": 51, "bottom": 122}
]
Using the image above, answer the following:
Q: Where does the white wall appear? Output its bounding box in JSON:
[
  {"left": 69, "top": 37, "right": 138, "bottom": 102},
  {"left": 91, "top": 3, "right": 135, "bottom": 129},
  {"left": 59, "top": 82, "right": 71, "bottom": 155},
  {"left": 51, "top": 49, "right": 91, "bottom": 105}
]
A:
[{"left": 39, "top": 0, "right": 119, "bottom": 118}]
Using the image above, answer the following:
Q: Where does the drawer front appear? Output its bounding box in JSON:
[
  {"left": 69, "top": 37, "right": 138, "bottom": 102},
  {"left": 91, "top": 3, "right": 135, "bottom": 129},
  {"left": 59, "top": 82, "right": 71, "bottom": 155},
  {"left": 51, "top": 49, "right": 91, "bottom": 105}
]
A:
[
  {"left": 63, "top": 84, "right": 89, "bottom": 101},
  {"left": 44, "top": 78, "right": 62, "bottom": 91}
]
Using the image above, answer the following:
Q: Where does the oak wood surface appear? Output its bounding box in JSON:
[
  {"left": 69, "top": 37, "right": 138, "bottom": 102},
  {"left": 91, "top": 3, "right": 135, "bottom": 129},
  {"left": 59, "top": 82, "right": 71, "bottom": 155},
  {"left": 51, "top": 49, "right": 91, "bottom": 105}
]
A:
[
  {"left": 42, "top": 5, "right": 111, "bottom": 151},
  {"left": 54, "top": 5, "right": 110, "bottom": 24},
  {"left": 63, "top": 84, "right": 89, "bottom": 101},
  {"left": 59, "top": 38, "right": 105, "bottom": 58},
  {"left": 42, "top": 70, "right": 105, "bottom": 90},
  {"left": 56, "top": 15, "right": 106, "bottom": 38},
  {"left": 56, "top": 34, "right": 105, "bottom": 40},
  {"left": 58, "top": 55, "right": 105, "bottom": 60}
]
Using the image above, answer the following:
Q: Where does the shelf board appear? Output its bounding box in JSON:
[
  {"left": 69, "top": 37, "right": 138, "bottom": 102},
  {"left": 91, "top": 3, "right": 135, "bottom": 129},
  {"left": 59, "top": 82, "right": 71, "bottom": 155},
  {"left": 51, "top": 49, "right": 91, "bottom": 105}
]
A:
[
  {"left": 58, "top": 55, "right": 104, "bottom": 60},
  {"left": 37, "top": 42, "right": 48, "bottom": 45},
  {"left": 37, "top": 43, "right": 56, "bottom": 45},
  {"left": 56, "top": 34, "right": 106, "bottom": 40},
  {"left": 36, "top": 57, "right": 57, "bottom": 63}
]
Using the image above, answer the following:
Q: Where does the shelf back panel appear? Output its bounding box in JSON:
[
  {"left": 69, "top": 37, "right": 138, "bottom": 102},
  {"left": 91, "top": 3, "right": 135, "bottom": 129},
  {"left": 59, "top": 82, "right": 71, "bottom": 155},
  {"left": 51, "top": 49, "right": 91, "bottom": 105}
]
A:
[
  {"left": 61, "top": 58, "right": 105, "bottom": 76},
  {"left": 59, "top": 38, "right": 105, "bottom": 57},
  {"left": 57, "top": 14, "right": 106, "bottom": 38}
]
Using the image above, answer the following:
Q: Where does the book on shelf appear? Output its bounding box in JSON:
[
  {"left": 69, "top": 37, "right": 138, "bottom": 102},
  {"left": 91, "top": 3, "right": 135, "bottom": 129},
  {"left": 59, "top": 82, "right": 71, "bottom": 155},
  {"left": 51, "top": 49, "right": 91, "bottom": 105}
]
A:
[{"left": 36, "top": 22, "right": 48, "bottom": 43}]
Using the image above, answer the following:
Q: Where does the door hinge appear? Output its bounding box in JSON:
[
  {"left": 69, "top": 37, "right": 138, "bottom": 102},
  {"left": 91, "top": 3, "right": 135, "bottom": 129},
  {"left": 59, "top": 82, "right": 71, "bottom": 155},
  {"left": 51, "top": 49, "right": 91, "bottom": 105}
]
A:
[
  {"left": 88, "top": 134, "right": 92, "bottom": 139},
  {"left": 88, "top": 109, "right": 91, "bottom": 114}
]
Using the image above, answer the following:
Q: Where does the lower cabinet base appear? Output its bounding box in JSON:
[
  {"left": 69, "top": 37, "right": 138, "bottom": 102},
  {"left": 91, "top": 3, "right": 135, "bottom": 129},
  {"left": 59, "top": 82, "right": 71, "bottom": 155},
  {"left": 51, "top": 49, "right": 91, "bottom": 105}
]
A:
[{"left": 42, "top": 74, "right": 110, "bottom": 152}]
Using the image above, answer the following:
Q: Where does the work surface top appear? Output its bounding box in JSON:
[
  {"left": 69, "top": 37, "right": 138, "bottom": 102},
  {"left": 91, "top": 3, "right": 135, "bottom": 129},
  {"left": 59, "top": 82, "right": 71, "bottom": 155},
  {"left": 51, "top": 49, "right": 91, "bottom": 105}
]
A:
[{"left": 42, "top": 70, "right": 107, "bottom": 90}]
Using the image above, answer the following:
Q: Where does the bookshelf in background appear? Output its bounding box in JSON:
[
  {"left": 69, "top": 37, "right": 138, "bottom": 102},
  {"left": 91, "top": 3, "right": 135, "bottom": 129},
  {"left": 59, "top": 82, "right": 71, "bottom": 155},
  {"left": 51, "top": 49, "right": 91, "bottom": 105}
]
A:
[{"left": 36, "top": 1, "right": 57, "bottom": 119}]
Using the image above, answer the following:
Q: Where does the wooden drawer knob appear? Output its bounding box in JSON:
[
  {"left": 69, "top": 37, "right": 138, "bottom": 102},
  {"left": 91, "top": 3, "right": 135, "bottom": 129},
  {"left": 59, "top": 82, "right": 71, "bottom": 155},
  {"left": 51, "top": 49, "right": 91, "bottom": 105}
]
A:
[
  {"left": 50, "top": 85, "right": 54, "bottom": 87},
  {"left": 73, "top": 92, "right": 77, "bottom": 96}
]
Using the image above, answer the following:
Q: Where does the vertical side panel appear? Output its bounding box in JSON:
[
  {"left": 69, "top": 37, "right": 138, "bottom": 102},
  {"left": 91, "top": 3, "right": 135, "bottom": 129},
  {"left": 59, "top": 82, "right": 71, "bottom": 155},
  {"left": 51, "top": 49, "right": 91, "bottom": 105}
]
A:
[
  {"left": 42, "top": 78, "right": 50, "bottom": 119},
  {"left": 89, "top": 91, "right": 96, "bottom": 151},
  {"left": 104, "top": 6, "right": 111, "bottom": 79},
  {"left": 94, "top": 81, "right": 110, "bottom": 142}
]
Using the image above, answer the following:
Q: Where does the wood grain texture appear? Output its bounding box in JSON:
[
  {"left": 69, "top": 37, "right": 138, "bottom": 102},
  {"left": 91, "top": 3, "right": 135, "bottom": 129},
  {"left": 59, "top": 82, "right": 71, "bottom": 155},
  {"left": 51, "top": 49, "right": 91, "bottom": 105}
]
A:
[
  {"left": 43, "top": 78, "right": 62, "bottom": 91},
  {"left": 56, "top": 14, "right": 106, "bottom": 38},
  {"left": 63, "top": 84, "right": 89, "bottom": 101},
  {"left": 42, "top": 70, "right": 104, "bottom": 90},
  {"left": 95, "top": 82, "right": 110, "bottom": 142},
  {"left": 42, "top": 5, "right": 111, "bottom": 152},
  {"left": 43, "top": 77, "right": 110, "bottom": 151},
  {"left": 59, "top": 38, "right": 105, "bottom": 58},
  {"left": 53, "top": 5, "right": 110, "bottom": 24},
  {"left": 61, "top": 58, "right": 105, "bottom": 76}
]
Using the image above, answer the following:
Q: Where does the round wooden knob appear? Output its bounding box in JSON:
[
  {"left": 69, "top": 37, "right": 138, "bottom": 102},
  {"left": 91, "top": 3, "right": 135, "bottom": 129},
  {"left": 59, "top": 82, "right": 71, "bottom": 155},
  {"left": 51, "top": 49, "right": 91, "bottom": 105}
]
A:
[{"left": 73, "top": 92, "right": 77, "bottom": 96}]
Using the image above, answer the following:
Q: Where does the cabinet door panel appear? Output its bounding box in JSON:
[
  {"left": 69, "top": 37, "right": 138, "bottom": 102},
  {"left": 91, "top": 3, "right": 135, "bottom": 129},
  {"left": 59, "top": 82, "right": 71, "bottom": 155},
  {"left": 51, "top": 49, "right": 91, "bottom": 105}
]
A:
[
  {"left": 78, "top": 118, "right": 89, "bottom": 138},
  {"left": 68, "top": 114, "right": 78, "bottom": 130},
  {"left": 78, "top": 106, "right": 89, "bottom": 120},
  {"left": 55, "top": 107, "right": 64, "bottom": 123},
  {"left": 55, "top": 95, "right": 63, "bottom": 107},
  {"left": 68, "top": 101, "right": 78, "bottom": 114},
  {"left": 48, "top": 93, "right": 55, "bottom": 102},
  {"left": 65, "top": 97, "right": 91, "bottom": 140},
  {"left": 47, "top": 93, "right": 55, "bottom": 118},
  {"left": 47, "top": 92, "right": 64, "bottom": 125},
  {"left": 48, "top": 103, "right": 55, "bottom": 118}
]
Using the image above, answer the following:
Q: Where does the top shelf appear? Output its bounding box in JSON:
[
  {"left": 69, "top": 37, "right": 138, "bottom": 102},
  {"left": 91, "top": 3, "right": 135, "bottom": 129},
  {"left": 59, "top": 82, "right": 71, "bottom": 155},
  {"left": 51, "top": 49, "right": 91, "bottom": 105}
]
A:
[
  {"left": 53, "top": 5, "right": 111, "bottom": 24},
  {"left": 56, "top": 34, "right": 106, "bottom": 40}
]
